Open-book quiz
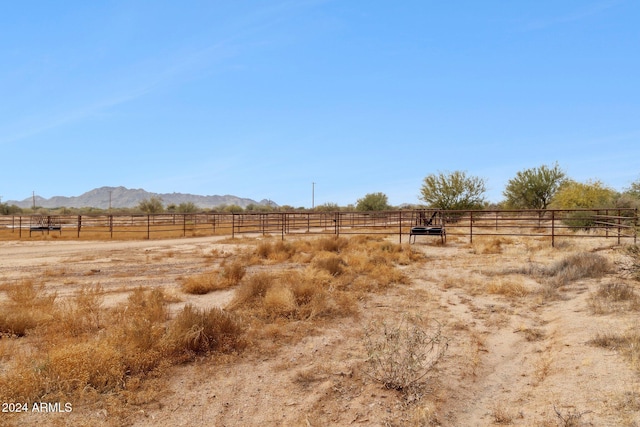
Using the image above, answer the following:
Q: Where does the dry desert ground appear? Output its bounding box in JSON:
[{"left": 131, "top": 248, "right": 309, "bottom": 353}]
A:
[{"left": 1, "top": 233, "right": 639, "bottom": 426}]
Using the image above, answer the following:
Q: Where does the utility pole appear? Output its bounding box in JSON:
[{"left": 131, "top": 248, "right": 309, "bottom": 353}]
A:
[
  {"left": 312, "top": 182, "right": 315, "bottom": 209},
  {"left": 32, "top": 191, "right": 36, "bottom": 210},
  {"left": 109, "top": 190, "right": 112, "bottom": 210}
]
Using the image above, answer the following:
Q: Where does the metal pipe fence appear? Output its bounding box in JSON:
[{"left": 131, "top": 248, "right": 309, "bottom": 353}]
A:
[{"left": 0, "top": 209, "right": 636, "bottom": 246}]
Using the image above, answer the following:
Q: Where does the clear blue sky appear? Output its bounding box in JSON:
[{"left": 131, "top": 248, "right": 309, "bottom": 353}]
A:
[{"left": 2, "top": 1, "right": 639, "bottom": 207}]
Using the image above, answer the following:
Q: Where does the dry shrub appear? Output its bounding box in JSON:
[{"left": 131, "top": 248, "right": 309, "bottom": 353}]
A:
[
  {"left": 474, "top": 237, "right": 511, "bottom": 254},
  {"left": 45, "top": 340, "right": 125, "bottom": 394},
  {"left": 256, "top": 240, "right": 296, "bottom": 261},
  {"left": 49, "top": 285, "right": 104, "bottom": 337},
  {"left": 364, "top": 316, "right": 448, "bottom": 393},
  {"left": 221, "top": 261, "right": 246, "bottom": 285},
  {"left": 312, "top": 252, "right": 346, "bottom": 276},
  {"left": 619, "top": 245, "right": 640, "bottom": 280},
  {"left": 487, "top": 277, "right": 530, "bottom": 298},
  {"left": 0, "top": 357, "right": 48, "bottom": 403},
  {"left": 589, "top": 329, "right": 640, "bottom": 371},
  {"left": 229, "top": 272, "right": 275, "bottom": 309},
  {"left": 0, "top": 280, "right": 56, "bottom": 336},
  {"left": 287, "top": 270, "right": 337, "bottom": 319},
  {"left": 164, "top": 305, "right": 245, "bottom": 359},
  {"left": 588, "top": 282, "right": 640, "bottom": 314},
  {"left": 545, "top": 252, "right": 611, "bottom": 287},
  {"left": 553, "top": 405, "right": 593, "bottom": 427},
  {"left": 263, "top": 285, "right": 298, "bottom": 319},
  {"left": 182, "top": 262, "right": 246, "bottom": 295},
  {"left": 314, "top": 236, "right": 349, "bottom": 253},
  {"left": 230, "top": 269, "right": 353, "bottom": 321},
  {"left": 125, "top": 287, "right": 168, "bottom": 323},
  {"left": 370, "top": 264, "right": 410, "bottom": 288},
  {"left": 491, "top": 402, "right": 514, "bottom": 425},
  {"left": 107, "top": 288, "right": 169, "bottom": 375},
  {"left": 181, "top": 272, "right": 223, "bottom": 294}
]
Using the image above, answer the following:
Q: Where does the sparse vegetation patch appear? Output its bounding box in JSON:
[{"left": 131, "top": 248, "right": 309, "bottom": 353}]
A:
[{"left": 363, "top": 316, "right": 448, "bottom": 394}]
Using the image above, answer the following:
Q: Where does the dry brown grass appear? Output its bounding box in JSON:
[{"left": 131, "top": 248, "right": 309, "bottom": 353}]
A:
[
  {"left": 544, "top": 252, "right": 611, "bottom": 287},
  {"left": 363, "top": 316, "right": 448, "bottom": 394},
  {"left": 0, "top": 286, "right": 246, "bottom": 409},
  {"left": 487, "top": 276, "right": 530, "bottom": 298},
  {"left": 181, "top": 261, "right": 247, "bottom": 294},
  {"left": 229, "top": 268, "right": 355, "bottom": 321},
  {"left": 589, "top": 328, "right": 640, "bottom": 372},
  {"left": 0, "top": 279, "right": 56, "bottom": 336},
  {"left": 473, "top": 237, "right": 513, "bottom": 255},
  {"left": 163, "top": 304, "right": 246, "bottom": 360},
  {"left": 588, "top": 282, "right": 640, "bottom": 314}
]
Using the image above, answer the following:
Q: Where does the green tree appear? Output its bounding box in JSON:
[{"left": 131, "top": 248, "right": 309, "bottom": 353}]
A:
[
  {"left": 221, "top": 204, "right": 244, "bottom": 213},
  {"left": 503, "top": 163, "right": 566, "bottom": 209},
  {"left": 356, "top": 192, "right": 391, "bottom": 211},
  {"left": 420, "top": 171, "right": 487, "bottom": 210},
  {"left": 624, "top": 177, "right": 640, "bottom": 199},
  {"left": 0, "top": 203, "right": 22, "bottom": 215},
  {"left": 315, "top": 202, "right": 340, "bottom": 212},
  {"left": 551, "top": 180, "right": 617, "bottom": 209},
  {"left": 138, "top": 196, "right": 164, "bottom": 214},
  {"left": 177, "top": 202, "right": 198, "bottom": 213}
]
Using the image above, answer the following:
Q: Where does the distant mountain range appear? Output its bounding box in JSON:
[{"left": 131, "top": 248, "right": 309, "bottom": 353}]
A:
[{"left": 5, "top": 186, "right": 273, "bottom": 210}]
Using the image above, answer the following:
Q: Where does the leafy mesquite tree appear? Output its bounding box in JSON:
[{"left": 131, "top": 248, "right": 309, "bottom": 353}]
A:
[
  {"left": 503, "top": 163, "right": 566, "bottom": 209},
  {"left": 420, "top": 171, "right": 487, "bottom": 210},
  {"left": 356, "top": 192, "right": 391, "bottom": 211},
  {"left": 137, "top": 196, "right": 164, "bottom": 214},
  {"left": 625, "top": 177, "right": 640, "bottom": 199},
  {"left": 551, "top": 180, "right": 617, "bottom": 209},
  {"left": 176, "top": 202, "right": 199, "bottom": 213}
]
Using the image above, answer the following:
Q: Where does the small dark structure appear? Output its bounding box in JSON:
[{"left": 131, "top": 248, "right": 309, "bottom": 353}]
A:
[{"left": 410, "top": 210, "right": 446, "bottom": 244}]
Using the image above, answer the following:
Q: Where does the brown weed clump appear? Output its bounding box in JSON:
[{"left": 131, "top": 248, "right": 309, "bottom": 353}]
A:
[
  {"left": 181, "top": 262, "right": 246, "bottom": 295},
  {"left": 163, "top": 305, "right": 245, "bottom": 360},
  {"left": 363, "top": 316, "right": 448, "bottom": 393},
  {"left": 314, "top": 236, "right": 349, "bottom": 253},
  {"left": 0, "top": 280, "right": 56, "bottom": 337},
  {"left": 230, "top": 269, "right": 354, "bottom": 321},
  {"left": 487, "top": 277, "right": 530, "bottom": 298},
  {"left": 312, "top": 252, "right": 346, "bottom": 276},
  {"left": 588, "top": 282, "right": 640, "bottom": 314},
  {"left": 589, "top": 328, "right": 640, "bottom": 372},
  {"left": 544, "top": 252, "right": 611, "bottom": 287},
  {"left": 256, "top": 240, "right": 297, "bottom": 261}
]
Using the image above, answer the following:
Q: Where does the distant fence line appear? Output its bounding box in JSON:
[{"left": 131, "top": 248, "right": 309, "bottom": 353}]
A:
[{"left": 0, "top": 209, "right": 637, "bottom": 247}]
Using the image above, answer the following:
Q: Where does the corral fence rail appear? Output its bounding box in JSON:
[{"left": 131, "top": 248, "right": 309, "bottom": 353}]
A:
[{"left": 0, "top": 208, "right": 637, "bottom": 246}]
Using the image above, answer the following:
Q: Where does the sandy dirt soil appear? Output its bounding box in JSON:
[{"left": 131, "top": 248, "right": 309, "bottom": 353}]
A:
[{"left": 1, "top": 235, "right": 639, "bottom": 426}]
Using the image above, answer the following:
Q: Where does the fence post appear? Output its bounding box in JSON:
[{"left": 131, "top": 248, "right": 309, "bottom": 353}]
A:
[
  {"left": 110, "top": 215, "right": 113, "bottom": 239},
  {"left": 183, "top": 214, "right": 186, "bottom": 237},
  {"left": 232, "top": 214, "right": 235, "bottom": 239},
  {"left": 77, "top": 215, "right": 82, "bottom": 238},
  {"left": 399, "top": 211, "right": 402, "bottom": 244},
  {"left": 281, "top": 213, "right": 285, "bottom": 241},
  {"left": 147, "top": 215, "right": 150, "bottom": 240},
  {"left": 19, "top": 216, "right": 22, "bottom": 238},
  {"left": 635, "top": 208, "right": 638, "bottom": 245},
  {"left": 335, "top": 212, "right": 339, "bottom": 236},
  {"left": 551, "top": 211, "right": 555, "bottom": 247},
  {"left": 618, "top": 209, "right": 621, "bottom": 245},
  {"left": 469, "top": 211, "right": 473, "bottom": 243}
]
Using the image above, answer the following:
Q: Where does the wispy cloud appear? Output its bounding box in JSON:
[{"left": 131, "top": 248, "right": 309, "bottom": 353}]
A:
[
  {"left": 521, "top": 0, "right": 623, "bottom": 31},
  {"left": 0, "top": 0, "right": 327, "bottom": 146}
]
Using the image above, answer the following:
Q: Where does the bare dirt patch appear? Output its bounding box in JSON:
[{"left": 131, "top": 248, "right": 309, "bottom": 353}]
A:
[{"left": 1, "top": 235, "right": 639, "bottom": 426}]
